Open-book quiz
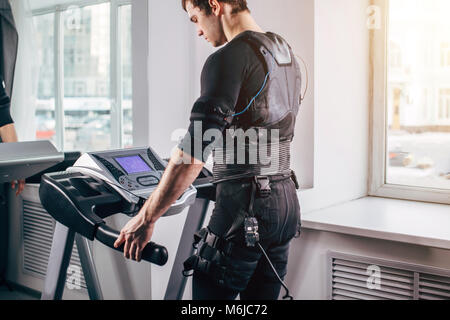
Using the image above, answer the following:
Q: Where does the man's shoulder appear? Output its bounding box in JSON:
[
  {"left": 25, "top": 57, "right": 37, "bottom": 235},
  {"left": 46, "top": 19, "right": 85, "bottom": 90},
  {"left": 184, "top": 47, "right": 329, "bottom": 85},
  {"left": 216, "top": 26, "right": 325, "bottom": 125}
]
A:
[{"left": 207, "top": 34, "right": 256, "bottom": 64}]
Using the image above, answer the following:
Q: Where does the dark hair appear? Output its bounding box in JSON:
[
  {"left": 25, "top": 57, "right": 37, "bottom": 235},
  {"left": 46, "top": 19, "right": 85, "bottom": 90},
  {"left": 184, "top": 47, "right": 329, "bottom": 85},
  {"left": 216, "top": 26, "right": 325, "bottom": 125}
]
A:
[{"left": 182, "top": 0, "right": 249, "bottom": 15}]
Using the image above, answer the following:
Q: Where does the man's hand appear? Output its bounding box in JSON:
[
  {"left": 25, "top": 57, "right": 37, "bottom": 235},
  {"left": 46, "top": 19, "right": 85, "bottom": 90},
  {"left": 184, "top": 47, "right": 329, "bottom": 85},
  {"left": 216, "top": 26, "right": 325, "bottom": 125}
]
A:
[
  {"left": 114, "top": 148, "right": 204, "bottom": 262},
  {"left": 114, "top": 210, "right": 155, "bottom": 262},
  {"left": 0, "top": 123, "right": 19, "bottom": 143},
  {"left": 1, "top": 124, "right": 25, "bottom": 196},
  {"left": 11, "top": 179, "right": 25, "bottom": 196}
]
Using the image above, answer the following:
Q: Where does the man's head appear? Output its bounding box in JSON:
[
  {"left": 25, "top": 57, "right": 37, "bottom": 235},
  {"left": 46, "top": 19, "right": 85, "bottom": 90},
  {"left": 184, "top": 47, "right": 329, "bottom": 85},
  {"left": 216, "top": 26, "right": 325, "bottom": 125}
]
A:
[{"left": 182, "top": 0, "right": 250, "bottom": 47}]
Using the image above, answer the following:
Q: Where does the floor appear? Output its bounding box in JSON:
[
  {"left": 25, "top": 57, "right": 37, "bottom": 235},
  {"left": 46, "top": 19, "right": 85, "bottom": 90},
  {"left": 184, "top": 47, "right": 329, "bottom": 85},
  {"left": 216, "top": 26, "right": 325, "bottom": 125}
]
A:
[{"left": 0, "top": 285, "right": 39, "bottom": 300}]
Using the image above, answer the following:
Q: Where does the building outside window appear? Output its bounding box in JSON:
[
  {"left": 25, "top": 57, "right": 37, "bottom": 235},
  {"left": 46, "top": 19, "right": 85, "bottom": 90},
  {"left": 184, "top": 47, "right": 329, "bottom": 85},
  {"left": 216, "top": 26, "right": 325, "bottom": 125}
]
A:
[
  {"left": 439, "top": 88, "right": 450, "bottom": 121},
  {"left": 441, "top": 43, "right": 450, "bottom": 68},
  {"left": 33, "top": 0, "right": 133, "bottom": 152},
  {"left": 371, "top": 0, "right": 450, "bottom": 203}
]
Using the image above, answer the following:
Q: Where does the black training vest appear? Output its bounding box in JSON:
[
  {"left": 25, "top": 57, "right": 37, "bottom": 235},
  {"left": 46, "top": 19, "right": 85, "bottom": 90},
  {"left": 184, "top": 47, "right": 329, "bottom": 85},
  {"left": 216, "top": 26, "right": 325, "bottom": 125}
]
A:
[{"left": 212, "top": 32, "right": 302, "bottom": 183}]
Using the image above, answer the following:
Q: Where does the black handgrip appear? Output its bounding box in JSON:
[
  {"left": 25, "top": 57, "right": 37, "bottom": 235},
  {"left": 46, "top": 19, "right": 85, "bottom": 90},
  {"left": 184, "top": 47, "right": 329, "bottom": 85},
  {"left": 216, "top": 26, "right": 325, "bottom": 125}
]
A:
[{"left": 95, "top": 223, "right": 168, "bottom": 266}]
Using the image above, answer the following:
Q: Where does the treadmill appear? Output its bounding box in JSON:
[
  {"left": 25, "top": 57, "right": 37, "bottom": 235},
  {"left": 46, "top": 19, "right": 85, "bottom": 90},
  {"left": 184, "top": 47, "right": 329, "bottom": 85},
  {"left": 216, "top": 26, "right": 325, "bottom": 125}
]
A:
[
  {"left": 0, "top": 141, "right": 64, "bottom": 184},
  {"left": 39, "top": 146, "right": 215, "bottom": 300}
]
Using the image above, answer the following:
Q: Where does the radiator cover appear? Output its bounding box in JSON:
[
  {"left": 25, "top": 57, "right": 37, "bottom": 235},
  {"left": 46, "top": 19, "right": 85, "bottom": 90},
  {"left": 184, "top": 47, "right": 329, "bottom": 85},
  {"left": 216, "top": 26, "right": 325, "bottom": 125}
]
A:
[
  {"left": 328, "top": 251, "right": 450, "bottom": 300},
  {"left": 22, "top": 198, "right": 88, "bottom": 291}
]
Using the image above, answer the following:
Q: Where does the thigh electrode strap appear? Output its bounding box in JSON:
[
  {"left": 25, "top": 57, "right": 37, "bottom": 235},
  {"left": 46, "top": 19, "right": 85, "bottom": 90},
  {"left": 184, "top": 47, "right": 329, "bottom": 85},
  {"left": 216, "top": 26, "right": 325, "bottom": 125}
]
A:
[{"left": 183, "top": 228, "right": 234, "bottom": 287}]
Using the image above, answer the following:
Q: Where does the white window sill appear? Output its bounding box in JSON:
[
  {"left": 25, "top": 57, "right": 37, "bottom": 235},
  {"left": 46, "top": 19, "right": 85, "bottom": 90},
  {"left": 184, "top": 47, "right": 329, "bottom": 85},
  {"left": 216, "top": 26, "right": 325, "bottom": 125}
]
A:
[{"left": 301, "top": 196, "right": 450, "bottom": 250}]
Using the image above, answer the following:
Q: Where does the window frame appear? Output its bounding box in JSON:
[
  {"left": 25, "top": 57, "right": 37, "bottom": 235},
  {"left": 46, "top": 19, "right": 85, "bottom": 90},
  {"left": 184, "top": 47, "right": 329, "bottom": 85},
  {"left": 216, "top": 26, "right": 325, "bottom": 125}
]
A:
[
  {"left": 441, "top": 43, "right": 450, "bottom": 68},
  {"left": 32, "top": 0, "right": 132, "bottom": 151},
  {"left": 369, "top": 0, "right": 450, "bottom": 205},
  {"left": 439, "top": 88, "right": 450, "bottom": 122}
]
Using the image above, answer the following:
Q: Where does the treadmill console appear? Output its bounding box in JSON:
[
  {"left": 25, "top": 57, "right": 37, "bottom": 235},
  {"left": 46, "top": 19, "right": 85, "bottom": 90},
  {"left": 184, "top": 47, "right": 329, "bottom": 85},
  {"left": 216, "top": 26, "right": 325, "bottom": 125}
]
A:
[{"left": 68, "top": 147, "right": 197, "bottom": 217}]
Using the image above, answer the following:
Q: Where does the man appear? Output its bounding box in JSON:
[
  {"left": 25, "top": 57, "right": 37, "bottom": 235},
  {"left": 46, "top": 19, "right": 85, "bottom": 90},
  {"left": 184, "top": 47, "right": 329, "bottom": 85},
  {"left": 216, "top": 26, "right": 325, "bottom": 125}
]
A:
[
  {"left": 0, "top": 82, "right": 24, "bottom": 195},
  {"left": 0, "top": 0, "right": 24, "bottom": 195},
  {"left": 115, "top": 0, "right": 302, "bottom": 300},
  {"left": 1, "top": 0, "right": 24, "bottom": 289}
]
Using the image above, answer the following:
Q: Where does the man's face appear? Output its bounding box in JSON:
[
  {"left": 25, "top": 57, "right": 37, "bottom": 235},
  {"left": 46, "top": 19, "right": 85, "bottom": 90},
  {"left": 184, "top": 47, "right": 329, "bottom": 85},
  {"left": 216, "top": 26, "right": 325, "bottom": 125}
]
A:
[{"left": 186, "top": 1, "right": 227, "bottom": 47}]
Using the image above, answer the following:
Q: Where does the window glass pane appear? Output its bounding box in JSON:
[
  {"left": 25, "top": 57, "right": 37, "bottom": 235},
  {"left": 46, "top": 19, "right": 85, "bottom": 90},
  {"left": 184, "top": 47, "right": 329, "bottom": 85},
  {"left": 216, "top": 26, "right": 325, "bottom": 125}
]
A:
[
  {"left": 120, "top": 4, "right": 133, "bottom": 148},
  {"left": 386, "top": 0, "right": 450, "bottom": 190},
  {"left": 63, "top": 3, "right": 111, "bottom": 152},
  {"left": 34, "top": 13, "right": 56, "bottom": 144}
]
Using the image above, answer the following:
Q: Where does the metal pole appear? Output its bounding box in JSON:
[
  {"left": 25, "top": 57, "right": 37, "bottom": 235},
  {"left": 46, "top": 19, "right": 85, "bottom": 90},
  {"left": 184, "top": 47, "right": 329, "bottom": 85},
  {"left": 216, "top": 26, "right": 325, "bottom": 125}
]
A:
[
  {"left": 41, "top": 222, "right": 75, "bottom": 300},
  {"left": 75, "top": 234, "right": 104, "bottom": 300},
  {"left": 164, "top": 198, "right": 210, "bottom": 300}
]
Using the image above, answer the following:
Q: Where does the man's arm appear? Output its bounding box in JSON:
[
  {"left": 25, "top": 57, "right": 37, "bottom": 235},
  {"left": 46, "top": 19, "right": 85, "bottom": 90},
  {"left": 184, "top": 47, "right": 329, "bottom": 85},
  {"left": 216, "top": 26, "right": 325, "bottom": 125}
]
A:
[
  {"left": 0, "top": 123, "right": 18, "bottom": 143},
  {"left": 114, "top": 148, "right": 204, "bottom": 261},
  {"left": 0, "top": 123, "right": 25, "bottom": 196},
  {"left": 1, "top": 76, "right": 24, "bottom": 195},
  {"left": 143, "top": 148, "right": 205, "bottom": 225},
  {"left": 114, "top": 40, "right": 254, "bottom": 261}
]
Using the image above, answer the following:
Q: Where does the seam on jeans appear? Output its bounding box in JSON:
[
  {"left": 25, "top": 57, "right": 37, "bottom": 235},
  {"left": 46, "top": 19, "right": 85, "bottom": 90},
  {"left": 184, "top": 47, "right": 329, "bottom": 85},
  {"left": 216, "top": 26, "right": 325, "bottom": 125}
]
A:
[{"left": 279, "top": 181, "right": 290, "bottom": 244}]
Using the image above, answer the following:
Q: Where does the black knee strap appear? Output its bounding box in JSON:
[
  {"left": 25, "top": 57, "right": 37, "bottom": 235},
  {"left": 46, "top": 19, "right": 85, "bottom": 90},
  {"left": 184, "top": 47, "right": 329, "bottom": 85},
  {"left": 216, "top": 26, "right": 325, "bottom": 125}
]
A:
[
  {"left": 192, "top": 228, "right": 235, "bottom": 255},
  {"left": 183, "top": 228, "right": 234, "bottom": 278}
]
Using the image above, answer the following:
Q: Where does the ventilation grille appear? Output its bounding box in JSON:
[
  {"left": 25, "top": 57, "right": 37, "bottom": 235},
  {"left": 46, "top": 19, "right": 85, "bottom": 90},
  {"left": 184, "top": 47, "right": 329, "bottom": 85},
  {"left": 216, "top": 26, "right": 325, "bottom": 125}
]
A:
[
  {"left": 419, "top": 274, "right": 450, "bottom": 300},
  {"left": 22, "top": 200, "right": 87, "bottom": 290},
  {"left": 329, "top": 252, "right": 450, "bottom": 300}
]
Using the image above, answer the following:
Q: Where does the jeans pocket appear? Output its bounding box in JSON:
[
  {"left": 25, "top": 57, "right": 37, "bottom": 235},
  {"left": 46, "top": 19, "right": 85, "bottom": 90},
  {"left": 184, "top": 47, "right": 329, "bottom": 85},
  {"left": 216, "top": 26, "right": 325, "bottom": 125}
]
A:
[
  {"left": 292, "top": 191, "right": 302, "bottom": 238},
  {"left": 256, "top": 207, "right": 279, "bottom": 240},
  {"left": 279, "top": 180, "right": 301, "bottom": 242}
]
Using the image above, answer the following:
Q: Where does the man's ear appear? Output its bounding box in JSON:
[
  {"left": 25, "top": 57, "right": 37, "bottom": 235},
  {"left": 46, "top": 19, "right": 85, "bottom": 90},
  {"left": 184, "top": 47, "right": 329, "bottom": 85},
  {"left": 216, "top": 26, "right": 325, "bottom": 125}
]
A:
[{"left": 208, "top": 0, "right": 222, "bottom": 16}]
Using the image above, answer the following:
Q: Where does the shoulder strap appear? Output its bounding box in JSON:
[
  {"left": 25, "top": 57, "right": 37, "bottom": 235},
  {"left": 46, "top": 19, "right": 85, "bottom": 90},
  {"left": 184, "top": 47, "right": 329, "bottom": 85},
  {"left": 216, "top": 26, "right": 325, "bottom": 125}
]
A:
[{"left": 241, "top": 32, "right": 293, "bottom": 67}]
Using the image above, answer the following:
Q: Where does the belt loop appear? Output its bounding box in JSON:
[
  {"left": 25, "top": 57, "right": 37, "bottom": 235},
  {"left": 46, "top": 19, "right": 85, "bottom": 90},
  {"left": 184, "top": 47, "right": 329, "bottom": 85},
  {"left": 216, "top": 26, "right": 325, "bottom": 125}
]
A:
[
  {"left": 255, "top": 176, "right": 272, "bottom": 198},
  {"left": 291, "top": 170, "right": 300, "bottom": 190},
  {"left": 193, "top": 228, "right": 208, "bottom": 249}
]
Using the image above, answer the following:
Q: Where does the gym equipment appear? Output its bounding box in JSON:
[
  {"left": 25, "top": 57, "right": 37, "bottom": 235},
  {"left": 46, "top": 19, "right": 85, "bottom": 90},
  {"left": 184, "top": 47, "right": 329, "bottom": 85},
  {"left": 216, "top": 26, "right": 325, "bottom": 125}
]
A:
[
  {"left": 0, "top": 141, "right": 64, "bottom": 184},
  {"left": 0, "top": 141, "right": 64, "bottom": 289},
  {"left": 39, "top": 146, "right": 214, "bottom": 300}
]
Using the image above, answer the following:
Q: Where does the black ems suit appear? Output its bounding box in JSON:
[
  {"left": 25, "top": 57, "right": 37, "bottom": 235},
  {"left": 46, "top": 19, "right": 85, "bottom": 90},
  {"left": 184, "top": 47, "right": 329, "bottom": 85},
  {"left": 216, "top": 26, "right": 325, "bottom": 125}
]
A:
[{"left": 179, "top": 31, "right": 302, "bottom": 300}]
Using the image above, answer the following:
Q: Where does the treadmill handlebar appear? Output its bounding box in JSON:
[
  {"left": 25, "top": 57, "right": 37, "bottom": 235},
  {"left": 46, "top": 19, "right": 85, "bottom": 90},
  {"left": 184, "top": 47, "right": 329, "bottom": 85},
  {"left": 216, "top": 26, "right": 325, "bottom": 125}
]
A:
[{"left": 95, "top": 223, "right": 168, "bottom": 266}]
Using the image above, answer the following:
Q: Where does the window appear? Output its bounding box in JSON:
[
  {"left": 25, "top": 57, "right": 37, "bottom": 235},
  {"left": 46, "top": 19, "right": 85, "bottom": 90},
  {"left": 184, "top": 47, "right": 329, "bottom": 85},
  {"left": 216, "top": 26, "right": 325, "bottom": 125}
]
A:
[
  {"left": 389, "top": 41, "right": 402, "bottom": 69},
  {"left": 441, "top": 43, "right": 450, "bottom": 67},
  {"left": 120, "top": 4, "right": 132, "bottom": 148},
  {"left": 33, "top": 0, "right": 132, "bottom": 152},
  {"left": 439, "top": 89, "right": 450, "bottom": 121},
  {"left": 34, "top": 13, "right": 56, "bottom": 143},
  {"left": 370, "top": 0, "right": 450, "bottom": 204}
]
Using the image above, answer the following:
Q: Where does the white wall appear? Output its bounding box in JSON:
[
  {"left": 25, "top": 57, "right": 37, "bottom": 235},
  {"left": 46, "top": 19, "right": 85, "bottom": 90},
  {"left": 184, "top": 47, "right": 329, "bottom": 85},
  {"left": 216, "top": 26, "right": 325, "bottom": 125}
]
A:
[
  {"left": 132, "top": 0, "right": 194, "bottom": 153},
  {"left": 298, "top": 0, "right": 370, "bottom": 213},
  {"left": 284, "top": 0, "right": 372, "bottom": 300},
  {"left": 288, "top": 229, "right": 450, "bottom": 300}
]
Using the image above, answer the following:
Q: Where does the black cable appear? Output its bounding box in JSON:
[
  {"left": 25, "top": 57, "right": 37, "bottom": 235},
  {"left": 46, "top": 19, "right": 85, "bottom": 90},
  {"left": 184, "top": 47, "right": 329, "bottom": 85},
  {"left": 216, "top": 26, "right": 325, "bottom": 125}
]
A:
[{"left": 257, "top": 242, "right": 294, "bottom": 300}]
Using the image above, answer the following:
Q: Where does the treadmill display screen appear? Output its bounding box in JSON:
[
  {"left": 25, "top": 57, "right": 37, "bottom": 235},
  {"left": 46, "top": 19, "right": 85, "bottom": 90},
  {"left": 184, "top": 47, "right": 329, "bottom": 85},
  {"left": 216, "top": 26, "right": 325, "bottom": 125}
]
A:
[{"left": 115, "top": 155, "right": 152, "bottom": 174}]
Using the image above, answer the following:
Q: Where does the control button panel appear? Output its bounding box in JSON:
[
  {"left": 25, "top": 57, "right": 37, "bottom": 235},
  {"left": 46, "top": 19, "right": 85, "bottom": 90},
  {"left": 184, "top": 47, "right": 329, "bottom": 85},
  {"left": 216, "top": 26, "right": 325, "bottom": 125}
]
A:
[
  {"left": 137, "top": 176, "right": 160, "bottom": 186},
  {"left": 118, "top": 176, "right": 141, "bottom": 191},
  {"left": 89, "top": 149, "right": 167, "bottom": 194},
  {"left": 70, "top": 146, "right": 198, "bottom": 217}
]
